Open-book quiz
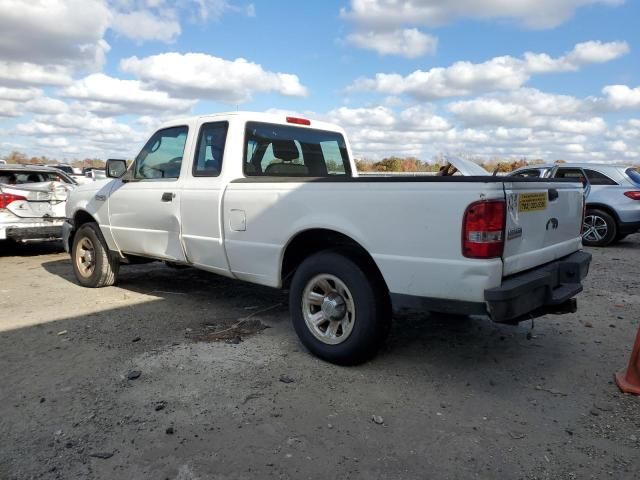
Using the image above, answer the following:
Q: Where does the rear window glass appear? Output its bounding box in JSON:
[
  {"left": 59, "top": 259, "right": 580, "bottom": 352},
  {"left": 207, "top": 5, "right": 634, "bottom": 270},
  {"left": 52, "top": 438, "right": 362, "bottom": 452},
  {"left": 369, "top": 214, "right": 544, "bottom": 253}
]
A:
[
  {"left": 244, "top": 122, "right": 351, "bottom": 177},
  {"left": 584, "top": 169, "right": 618, "bottom": 186},
  {"left": 626, "top": 168, "right": 640, "bottom": 186}
]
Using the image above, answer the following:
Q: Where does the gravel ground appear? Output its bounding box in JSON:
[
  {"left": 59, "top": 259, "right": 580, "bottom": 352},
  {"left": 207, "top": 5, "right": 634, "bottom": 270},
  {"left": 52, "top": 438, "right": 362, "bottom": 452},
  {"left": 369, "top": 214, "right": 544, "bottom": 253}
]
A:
[{"left": 0, "top": 238, "right": 639, "bottom": 479}]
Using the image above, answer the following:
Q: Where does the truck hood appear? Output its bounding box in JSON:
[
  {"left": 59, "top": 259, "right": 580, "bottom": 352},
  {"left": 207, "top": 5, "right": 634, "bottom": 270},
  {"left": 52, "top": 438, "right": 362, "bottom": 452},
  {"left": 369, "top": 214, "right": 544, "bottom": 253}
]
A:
[{"left": 446, "top": 156, "right": 490, "bottom": 176}]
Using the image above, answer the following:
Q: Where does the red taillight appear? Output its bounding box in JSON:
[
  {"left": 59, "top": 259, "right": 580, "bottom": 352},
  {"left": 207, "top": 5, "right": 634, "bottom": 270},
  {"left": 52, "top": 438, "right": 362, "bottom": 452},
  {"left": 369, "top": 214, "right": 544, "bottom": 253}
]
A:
[
  {"left": 0, "top": 192, "right": 27, "bottom": 209},
  {"left": 624, "top": 191, "right": 640, "bottom": 200},
  {"left": 286, "top": 116, "right": 311, "bottom": 126},
  {"left": 462, "top": 200, "right": 505, "bottom": 259}
]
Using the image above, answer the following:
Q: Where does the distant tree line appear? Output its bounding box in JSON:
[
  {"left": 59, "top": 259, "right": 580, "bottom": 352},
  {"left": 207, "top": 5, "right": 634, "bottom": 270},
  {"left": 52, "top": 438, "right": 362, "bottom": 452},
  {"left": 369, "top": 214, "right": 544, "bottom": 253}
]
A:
[
  {"left": 354, "top": 155, "right": 550, "bottom": 173},
  {"left": 2, "top": 151, "right": 106, "bottom": 169}
]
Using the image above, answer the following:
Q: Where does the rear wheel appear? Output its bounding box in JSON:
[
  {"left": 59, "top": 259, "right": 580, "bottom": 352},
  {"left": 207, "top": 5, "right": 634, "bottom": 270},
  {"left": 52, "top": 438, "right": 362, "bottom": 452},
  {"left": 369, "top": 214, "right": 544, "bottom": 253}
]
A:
[
  {"left": 72, "top": 222, "right": 119, "bottom": 287},
  {"left": 289, "top": 250, "right": 390, "bottom": 365},
  {"left": 582, "top": 209, "right": 617, "bottom": 247}
]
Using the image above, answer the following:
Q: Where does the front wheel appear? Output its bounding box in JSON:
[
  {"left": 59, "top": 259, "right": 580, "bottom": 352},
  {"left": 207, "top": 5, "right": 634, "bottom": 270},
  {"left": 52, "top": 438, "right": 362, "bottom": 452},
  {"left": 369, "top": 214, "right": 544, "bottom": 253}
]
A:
[
  {"left": 582, "top": 209, "right": 617, "bottom": 247},
  {"left": 71, "top": 222, "right": 119, "bottom": 287},
  {"left": 289, "top": 250, "right": 390, "bottom": 365}
]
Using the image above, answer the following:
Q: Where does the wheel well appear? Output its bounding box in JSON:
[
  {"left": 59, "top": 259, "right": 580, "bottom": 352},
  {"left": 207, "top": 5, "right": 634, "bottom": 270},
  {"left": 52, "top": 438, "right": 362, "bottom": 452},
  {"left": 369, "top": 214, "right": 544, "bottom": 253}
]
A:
[
  {"left": 74, "top": 210, "right": 96, "bottom": 227},
  {"left": 281, "top": 229, "right": 389, "bottom": 292},
  {"left": 586, "top": 203, "right": 620, "bottom": 224},
  {"left": 68, "top": 210, "right": 96, "bottom": 249}
]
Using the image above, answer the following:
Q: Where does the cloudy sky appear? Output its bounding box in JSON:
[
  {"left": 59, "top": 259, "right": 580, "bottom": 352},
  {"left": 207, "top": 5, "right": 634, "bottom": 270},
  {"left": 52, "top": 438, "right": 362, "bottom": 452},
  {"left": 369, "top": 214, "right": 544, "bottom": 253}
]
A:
[{"left": 0, "top": 0, "right": 638, "bottom": 163}]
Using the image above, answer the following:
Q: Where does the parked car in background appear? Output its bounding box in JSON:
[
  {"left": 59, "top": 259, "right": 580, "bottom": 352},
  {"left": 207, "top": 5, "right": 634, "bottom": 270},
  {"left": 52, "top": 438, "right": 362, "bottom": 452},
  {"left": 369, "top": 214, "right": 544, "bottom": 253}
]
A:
[
  {"left": 509, "top": 163, "right": 640, "bottom": 246},
  {"left": 0, "top": 165, "right": 76, "bottom": 242},
  {"left": 51, "top": 164, "right": 74, "bottom": 175}
]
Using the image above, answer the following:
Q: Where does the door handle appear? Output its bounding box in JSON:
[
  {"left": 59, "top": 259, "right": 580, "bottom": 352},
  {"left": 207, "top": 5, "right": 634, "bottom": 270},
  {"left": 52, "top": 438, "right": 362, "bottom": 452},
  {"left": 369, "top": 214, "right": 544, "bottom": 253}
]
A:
[{"left": 161, "top": 192, "right": 175, "bottom": 202}]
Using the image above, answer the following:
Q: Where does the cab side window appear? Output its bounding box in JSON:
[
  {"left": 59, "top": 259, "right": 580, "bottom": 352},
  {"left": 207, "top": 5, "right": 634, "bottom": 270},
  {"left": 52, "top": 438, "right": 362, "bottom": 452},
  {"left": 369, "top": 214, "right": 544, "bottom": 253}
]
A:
[
  {"left": 193, "top": 122, "right": 228, "bottom": 177},
  {"left": 134, "top": 126, "right": 188, "bottom": 180}
]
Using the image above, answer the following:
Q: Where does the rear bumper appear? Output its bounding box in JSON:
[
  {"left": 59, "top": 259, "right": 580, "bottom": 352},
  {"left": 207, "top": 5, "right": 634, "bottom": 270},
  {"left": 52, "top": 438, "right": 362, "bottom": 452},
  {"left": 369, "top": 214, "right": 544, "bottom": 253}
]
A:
[
  {"left": 485, "top": 251, "right": 592, "bottom": 323},
  {"left": 0, "top": 221, "right": 64, "bottom": 242}
]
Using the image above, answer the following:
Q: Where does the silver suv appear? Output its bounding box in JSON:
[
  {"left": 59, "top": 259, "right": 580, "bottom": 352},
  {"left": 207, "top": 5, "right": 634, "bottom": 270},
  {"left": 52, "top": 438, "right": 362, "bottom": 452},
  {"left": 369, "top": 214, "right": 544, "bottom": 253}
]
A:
[{"left": 509, "top": 163, "right": 640, "bottom": 246}]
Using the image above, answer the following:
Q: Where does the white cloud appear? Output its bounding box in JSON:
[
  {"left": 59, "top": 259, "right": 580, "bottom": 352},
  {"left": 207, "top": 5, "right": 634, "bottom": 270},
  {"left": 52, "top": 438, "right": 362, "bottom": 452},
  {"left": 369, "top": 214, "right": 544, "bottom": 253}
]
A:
[
  {"left": 24, "top": 97, "right": 70, "bottom": 115},
  {"left": 449, "top": 98, "right": 535, "bottom": 127},
  {"left": 342, "top": 0, "right": 624, "bottom": 30},
  {"left": 0, "top": 100, "right": 21, "bottom": 118},
  {"left": 601, "top": 85, "right": 640, "bottom": 110},
  {"left": 349, "top": 56, "right": 528, "bottom": 99},
  {"left": 60, "top": 73, "right": 196, "bottom": 114},
  {"left": 448, "top": 89, "right": 587, "bottom": 127},
  {"left": 0, "top": 0, "right": 111, "bottom": 70},
  {"left": 398, "top": 105, "right": 451, "bottom": 130},
  {"left": 525, "top": 40, "right": 629, "bottom": 73},
  {"left": 349, "top": 41, "right": 629, "bottom": 100},
  {"left": 120, "top": 53, "right": 307, "bottom": 103},
  {"left": 318, "top": 99, "right": 638, "bottom": 164},
  {"left": 548, "top": 117, "right": 606, "bottom": 134},
  {"left": 608, "top": 140, "right": 627, "bottom": 152},
  {"left": 14, "top": 111, "right": 150, "bottom": 157},
  {"left": 0, "top": 86, "right": 41, "bottom": 102},
  {"left": 111, "top": 10, "right": 181, "bottom": 43},
  {"left": 37, "top": 137, "right": 70, "bottom": 148},
  {"left": 0, "top": 62, "right": 73, "bottom": 88},
  {"left": 326, "top": 106, "right": 397, "bottom": 127},
  {"left": 346, "top": 28, "right": 437, "bottom": 58}
]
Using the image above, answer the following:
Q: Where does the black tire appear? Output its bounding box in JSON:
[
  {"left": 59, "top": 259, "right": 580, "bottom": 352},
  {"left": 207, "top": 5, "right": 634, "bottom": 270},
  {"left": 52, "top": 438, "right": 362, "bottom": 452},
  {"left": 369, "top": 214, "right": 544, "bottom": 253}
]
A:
[
  {"left": 582, "top": 208, "right": 617, "bottom": 247},
  {"left": 289, "top": 250, "right": 391, "bottom": 366},
  {"left": 71, "top": 222, "right": 119, "bottom": 287}
]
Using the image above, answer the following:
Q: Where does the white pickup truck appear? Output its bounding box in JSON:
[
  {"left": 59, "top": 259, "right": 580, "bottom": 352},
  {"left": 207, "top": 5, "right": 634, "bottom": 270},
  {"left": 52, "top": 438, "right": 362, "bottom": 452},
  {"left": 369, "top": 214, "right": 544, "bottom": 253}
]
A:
[{"left": 63, "top": 112, "right": 591, "bottom": 364}]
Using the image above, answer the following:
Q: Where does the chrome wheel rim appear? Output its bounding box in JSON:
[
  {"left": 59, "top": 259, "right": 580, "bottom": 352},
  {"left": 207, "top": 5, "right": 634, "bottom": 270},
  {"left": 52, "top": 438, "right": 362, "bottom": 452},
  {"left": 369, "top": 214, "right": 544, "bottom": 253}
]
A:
[
  {"left": 582, "top": 215, "right": 608, "bottom": 243},
  {"left": 75, "top": 237, "right": 96, "bottom": 278},
  {"left": 302, "top": 274, "right": 355, "bottom": 345}
]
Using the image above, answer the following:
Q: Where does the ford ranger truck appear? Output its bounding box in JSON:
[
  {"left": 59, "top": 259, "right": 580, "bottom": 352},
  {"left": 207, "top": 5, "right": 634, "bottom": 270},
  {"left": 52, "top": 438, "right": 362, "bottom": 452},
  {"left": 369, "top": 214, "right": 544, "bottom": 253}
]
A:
[{"left": 62, "top": 112, "right": 591, "bottom": 365}]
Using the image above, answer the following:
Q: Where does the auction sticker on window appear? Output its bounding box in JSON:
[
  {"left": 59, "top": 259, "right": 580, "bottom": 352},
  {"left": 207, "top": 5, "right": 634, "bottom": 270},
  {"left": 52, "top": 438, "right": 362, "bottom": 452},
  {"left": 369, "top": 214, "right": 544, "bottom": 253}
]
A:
[{"left": 518, "top": 192, "right": 547, "bottom": 212}]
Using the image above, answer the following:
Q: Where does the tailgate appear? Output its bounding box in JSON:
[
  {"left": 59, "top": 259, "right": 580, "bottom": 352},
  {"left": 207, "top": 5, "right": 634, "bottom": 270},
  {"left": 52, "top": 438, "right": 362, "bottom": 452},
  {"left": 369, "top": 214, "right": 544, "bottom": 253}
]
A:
[
  {"left": 1, "top": 182, "right": 71, "bottom": 219},
  {"left": 502, "top": 180, "right": 584, "bottom": 276}
]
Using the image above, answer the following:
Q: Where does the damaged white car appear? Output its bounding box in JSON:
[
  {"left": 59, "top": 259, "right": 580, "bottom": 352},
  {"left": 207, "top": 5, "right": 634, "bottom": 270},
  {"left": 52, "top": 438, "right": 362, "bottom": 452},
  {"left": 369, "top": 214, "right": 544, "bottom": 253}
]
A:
[{"left": 0, "top": 165, "right": 76, "bottom": 243}]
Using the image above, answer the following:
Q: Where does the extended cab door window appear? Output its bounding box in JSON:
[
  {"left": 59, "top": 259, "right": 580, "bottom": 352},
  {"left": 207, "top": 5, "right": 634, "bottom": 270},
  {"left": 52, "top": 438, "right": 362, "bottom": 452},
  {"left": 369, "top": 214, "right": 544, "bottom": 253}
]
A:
[
  {"left": 244, "top": 122, "right": 351, "bottom": 177},
  {"left": 134, "top": 126, "right": 188, "bottom": 180},
  {"left": 193, "top": 122, "right": 228, "bottom": 177}
]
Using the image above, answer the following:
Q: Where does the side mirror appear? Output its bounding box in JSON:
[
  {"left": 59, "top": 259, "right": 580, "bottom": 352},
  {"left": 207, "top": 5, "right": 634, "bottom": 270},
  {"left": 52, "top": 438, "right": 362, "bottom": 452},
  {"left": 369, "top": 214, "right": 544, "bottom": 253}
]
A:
[{"left": 106, "top": 159, "right": 127, "bottom": 178}]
